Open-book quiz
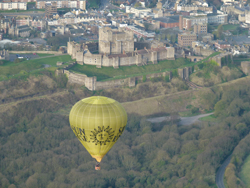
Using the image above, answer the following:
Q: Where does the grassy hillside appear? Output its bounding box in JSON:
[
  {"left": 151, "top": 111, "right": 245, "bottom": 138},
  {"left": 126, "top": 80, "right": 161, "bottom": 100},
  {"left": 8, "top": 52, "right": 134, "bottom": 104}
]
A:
[
  {"left": 240, "top": 155, "right": 250, "bottom": 187},
  {"left": 0, "top": 55, "right": 73, "bottom": 81},
  {"left": 69, "top": 58, "right": 192, "bottom": 81}
]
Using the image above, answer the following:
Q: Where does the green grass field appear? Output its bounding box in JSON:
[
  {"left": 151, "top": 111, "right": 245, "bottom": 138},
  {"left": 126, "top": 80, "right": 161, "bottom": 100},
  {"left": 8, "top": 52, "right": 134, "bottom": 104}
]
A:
[
  {"left": 199, "top": 114, "right": 217, "bottom": 122},
  {"left": 0, "top": 55, "right": 72, "bottom": 80},
  {"left": 37, "top": 53, "right": 54, "bottom": 57},
  {"left": 69, "top": 58, "right": 193, "bottom": 81},
  {"left": 10, "top": 53, "right": 54, "bottom": 57},
  {"left": 222, "top": 24, "right": 239, "bottom": 31},
  {"left": 69, "top": 52, "right": 220, "bottom": 81},
  {"left": 240, "top": 154, "right": 250, "bottom": 187}
]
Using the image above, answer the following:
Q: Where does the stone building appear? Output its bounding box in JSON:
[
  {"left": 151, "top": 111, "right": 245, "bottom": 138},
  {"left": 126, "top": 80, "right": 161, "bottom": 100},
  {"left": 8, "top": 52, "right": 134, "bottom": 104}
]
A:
[
  {"left": 8, "top": 25, "right": 31, "bottom": 37},
  {"left": 178, "top": 32, "right": 197, "bottom": 47},
  {"left": 194, "top": 23, "right": 207, "bottom": 34},
  {"left": 45, "top": 2, "right": 57, "bottom": 18},
  {"left": 98, "top": 27, "right": 134, "bottom": 54},
  {"left": 67, "top": 27, "right": 175, "bottom": 68},
  {"left": 0, "top": 49, "right": 9, "bottom": 60}
]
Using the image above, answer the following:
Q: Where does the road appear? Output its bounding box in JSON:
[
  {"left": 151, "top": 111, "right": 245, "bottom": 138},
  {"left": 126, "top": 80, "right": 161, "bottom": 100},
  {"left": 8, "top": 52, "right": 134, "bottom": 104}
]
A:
[
  {"left": 178, "top": 113, "right": 213, "bottom": 126},
  {"left": 216, "top": 154, "right": 232, "bottom": 188},
  {"left": 147, "top": 113, "right": 213, "bottom": 125}
]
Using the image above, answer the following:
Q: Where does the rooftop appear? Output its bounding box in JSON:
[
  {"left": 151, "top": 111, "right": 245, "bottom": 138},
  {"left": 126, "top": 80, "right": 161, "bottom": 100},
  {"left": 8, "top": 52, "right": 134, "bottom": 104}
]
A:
[{"left": 153, "top": 15, "right": 179, "bottom": 23}]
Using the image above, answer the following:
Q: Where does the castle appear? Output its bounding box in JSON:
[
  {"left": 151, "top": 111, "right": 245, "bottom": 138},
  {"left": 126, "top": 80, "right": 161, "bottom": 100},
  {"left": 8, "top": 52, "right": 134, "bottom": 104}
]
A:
[{"left": 67, "top": 27, "right": 175, "bottom": 68}]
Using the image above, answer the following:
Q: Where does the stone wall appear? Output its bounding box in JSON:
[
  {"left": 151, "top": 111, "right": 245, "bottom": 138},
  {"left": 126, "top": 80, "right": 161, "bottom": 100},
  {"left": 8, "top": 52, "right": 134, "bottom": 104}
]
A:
[
  {"left": 134, "top": 42, "right": 152, "bottom": 50},
  {"left": 61, "top": 68, "right": 171, "bottom": 90},
  {"left": 241, "top": 61, "right": 250, "bottom": 75},
  {"left": 64, "top": 70, "right": 87, "bottom": 85},
  {"left": 186, "top": 56, "right": 204, "bottom": 62},
  {"left": 79, "top": 47, "right": 175, "bottom": 68},
  {"left": 178, "top": 67, "right": 192, "bottom": 80},
  {"left": 210, "top": 52, "right": 233, "bottom": 67}
]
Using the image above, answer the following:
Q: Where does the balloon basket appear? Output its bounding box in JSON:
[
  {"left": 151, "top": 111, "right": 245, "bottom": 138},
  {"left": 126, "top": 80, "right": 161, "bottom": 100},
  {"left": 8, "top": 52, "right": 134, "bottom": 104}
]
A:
[{"left": 95, "top": 163, "right": 101, "bottom": 170}]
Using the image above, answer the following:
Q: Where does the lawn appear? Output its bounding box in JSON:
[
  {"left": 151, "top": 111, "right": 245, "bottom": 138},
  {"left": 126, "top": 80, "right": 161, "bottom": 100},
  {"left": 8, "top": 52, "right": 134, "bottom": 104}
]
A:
[
  {"left": 68, "top": 52, "right": 221, "bottom": 81},
  {"left": 222, "top": 24, "right": 239, "bottom": 31},
  {"left": 88, "top": 0, "right": 100, "bottom": 8},
  {"left": 199, "top": 114, "right": 217, "bottom": 122},
  {"left": 240, "top": 154, "right": 250, "bottom": 187},
  {"left": 0, "top": 55, "right": 72, "bottom": 78},
  {"left": 10, "top": 53, "right": 54, "bottom": 57},
  {"left": 37, "top": 53, "right": 54, "bottom": 57},
  {"left": 69, "top": 58, "right": 192, "bottom": 81}
]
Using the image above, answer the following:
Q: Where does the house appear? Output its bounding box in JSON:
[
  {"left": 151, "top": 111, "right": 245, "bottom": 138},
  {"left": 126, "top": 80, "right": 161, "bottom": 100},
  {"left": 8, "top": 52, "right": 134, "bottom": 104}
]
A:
[{"left": 214, "top": 40, "right": 230, "bottom": 49}]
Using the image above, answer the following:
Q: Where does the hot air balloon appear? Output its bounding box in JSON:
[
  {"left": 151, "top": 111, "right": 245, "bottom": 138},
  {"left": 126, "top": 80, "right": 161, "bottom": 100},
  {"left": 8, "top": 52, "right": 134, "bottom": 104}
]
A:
[{"left": 69, "top": 96, "right": 127, "bottom": 170}]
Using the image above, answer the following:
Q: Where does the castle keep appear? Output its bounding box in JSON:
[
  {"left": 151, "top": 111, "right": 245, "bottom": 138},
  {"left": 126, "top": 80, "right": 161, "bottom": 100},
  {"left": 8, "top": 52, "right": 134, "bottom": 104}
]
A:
[
  {"left": 67, "top": 27, "right": 175, "bottom": 68},
  {"left": 99, "top": 27, "right": 134, "bottom": 54}
]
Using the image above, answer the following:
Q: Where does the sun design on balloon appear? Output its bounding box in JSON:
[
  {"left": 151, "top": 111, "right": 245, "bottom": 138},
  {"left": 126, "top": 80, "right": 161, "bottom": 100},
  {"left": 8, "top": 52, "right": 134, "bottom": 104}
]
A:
[{"left": 90, "top": 126, "right": 115, "bottom": 145}]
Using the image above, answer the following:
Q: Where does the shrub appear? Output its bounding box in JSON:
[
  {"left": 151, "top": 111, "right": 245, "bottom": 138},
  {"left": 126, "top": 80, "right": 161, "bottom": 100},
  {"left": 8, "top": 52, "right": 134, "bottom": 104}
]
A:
[
  {"left": 186, "top": 104, "right": 193, "bottom": 109},
  {"left": 191, "top": 107, "right": 199, "bottom": 114},
  {"left": 164, "top": 75, "right": 170, "bottom": 82}
]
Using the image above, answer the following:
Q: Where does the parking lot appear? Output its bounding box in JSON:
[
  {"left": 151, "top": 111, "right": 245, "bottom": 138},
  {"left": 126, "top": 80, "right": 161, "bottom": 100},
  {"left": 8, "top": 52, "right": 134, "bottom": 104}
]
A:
[{"left": 9, "top": 53, "right": 40, "bottom": 62}]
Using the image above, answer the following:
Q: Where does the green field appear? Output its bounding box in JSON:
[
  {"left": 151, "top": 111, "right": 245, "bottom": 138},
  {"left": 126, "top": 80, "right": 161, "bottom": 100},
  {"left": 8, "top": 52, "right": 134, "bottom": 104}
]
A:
[
  {"left": 69, "top": 58, "right": 193, "bottom": 81},
  {"left": 37, "top": 53, "right": 54, "bottom": 57},
  {"left": 69, "top": 52, "right": 220, "bottom": 81},
  {"left": 199, "top": 114, "right": 217, "bottom": 122},
  {"left": 0, "top": 55, "right": 72, "bottom": 80},
  {"left": 10, "top": 53, "right": 54, "bottom": 57},
  {"left": 240, "top": 154, "right": 250, "bottom": 187},
  {"left": 222, "top": 24, "right": 239, "bottom": 31}
]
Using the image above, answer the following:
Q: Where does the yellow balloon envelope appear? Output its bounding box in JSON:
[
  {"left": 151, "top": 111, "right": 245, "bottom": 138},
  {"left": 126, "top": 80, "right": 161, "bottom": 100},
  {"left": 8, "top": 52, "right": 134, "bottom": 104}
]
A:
[{"left": 69, "top": 96, "right": 127, "bottom": 163}]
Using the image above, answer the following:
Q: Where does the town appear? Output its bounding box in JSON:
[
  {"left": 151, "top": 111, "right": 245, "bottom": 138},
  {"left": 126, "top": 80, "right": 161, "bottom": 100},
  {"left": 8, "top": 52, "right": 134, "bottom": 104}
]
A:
[{"left": 2, "top": 0, "right": 250, "bottom": 187}]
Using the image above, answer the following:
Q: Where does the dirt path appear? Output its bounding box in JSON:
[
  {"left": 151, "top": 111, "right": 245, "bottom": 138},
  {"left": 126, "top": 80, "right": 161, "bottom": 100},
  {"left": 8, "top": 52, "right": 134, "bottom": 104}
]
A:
[{"left": 147, "top": 113, "right": 213, "bottom": 125}]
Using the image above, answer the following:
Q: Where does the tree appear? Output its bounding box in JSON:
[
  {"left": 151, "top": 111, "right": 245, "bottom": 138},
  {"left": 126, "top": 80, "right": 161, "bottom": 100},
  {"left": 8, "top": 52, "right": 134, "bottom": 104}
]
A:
[
  {"left": 214, "top": 100, "right": 227, "bottom": 117},
  {"left": 134, "top": 2, "right": 141, "bottom": 7},
  {"left": 143, "top": 22, "right": 150, "bottom": 31},
  {"left": 216, "top": 24, "right": 223, "bottom": 39}
]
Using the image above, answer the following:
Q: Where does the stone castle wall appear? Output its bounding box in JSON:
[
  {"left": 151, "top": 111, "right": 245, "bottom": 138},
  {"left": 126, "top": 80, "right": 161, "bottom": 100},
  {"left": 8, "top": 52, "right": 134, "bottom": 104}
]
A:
[
  {"left": 210, "top": 52, "right": 233, "bottom": 67},
  {"left": 178, "top": 67, "right": 192, "bottom": 80},
  {"left": 59, "top": 66, "right": 172, "bottom": 90},
  {"left": 241, "top": 61, "right": 250, "bottom": 75},
  {"left": 77, "top": 47, "right": 174, "bottom": 68}
]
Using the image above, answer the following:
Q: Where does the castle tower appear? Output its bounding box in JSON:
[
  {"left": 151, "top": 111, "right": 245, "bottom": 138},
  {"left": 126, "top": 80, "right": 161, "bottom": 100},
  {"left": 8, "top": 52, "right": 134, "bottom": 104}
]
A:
[
  {"left": 156, "top": 0, "right": 162, "bottom": 9},
  {"left": 98, "top": 27, "right": 134, "bottom": 55}
]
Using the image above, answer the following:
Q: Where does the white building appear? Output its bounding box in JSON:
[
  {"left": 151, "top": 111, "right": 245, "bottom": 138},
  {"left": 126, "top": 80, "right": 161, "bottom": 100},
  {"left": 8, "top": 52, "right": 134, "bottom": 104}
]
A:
[
  {"left": 126, "top": 6, "right": 152, "bottom": 17},
  {"left": 0, "top": 2, "right": 27, "bottom": 10}
]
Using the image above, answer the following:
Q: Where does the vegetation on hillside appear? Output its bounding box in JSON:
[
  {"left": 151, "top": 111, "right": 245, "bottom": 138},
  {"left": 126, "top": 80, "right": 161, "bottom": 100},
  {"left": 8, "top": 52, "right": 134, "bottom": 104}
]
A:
[
  {"left": 190, "top": 60, "right": 243, "bottom": 87},
  {"left": 0, "top": 55, "right": 73, "bottom": 81},
  {"left": 1, "top": 71, "right": 250, "bottom": 187}
]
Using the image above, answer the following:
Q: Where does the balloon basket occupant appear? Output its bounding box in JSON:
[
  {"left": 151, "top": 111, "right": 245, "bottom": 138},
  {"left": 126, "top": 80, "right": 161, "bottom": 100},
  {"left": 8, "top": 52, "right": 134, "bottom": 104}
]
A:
[
  {"left": 69, "top": 96, "right": 128, "bottom": 170},
  {"left": 95, "top": 162, "right": 101, "bottom": 170}
]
